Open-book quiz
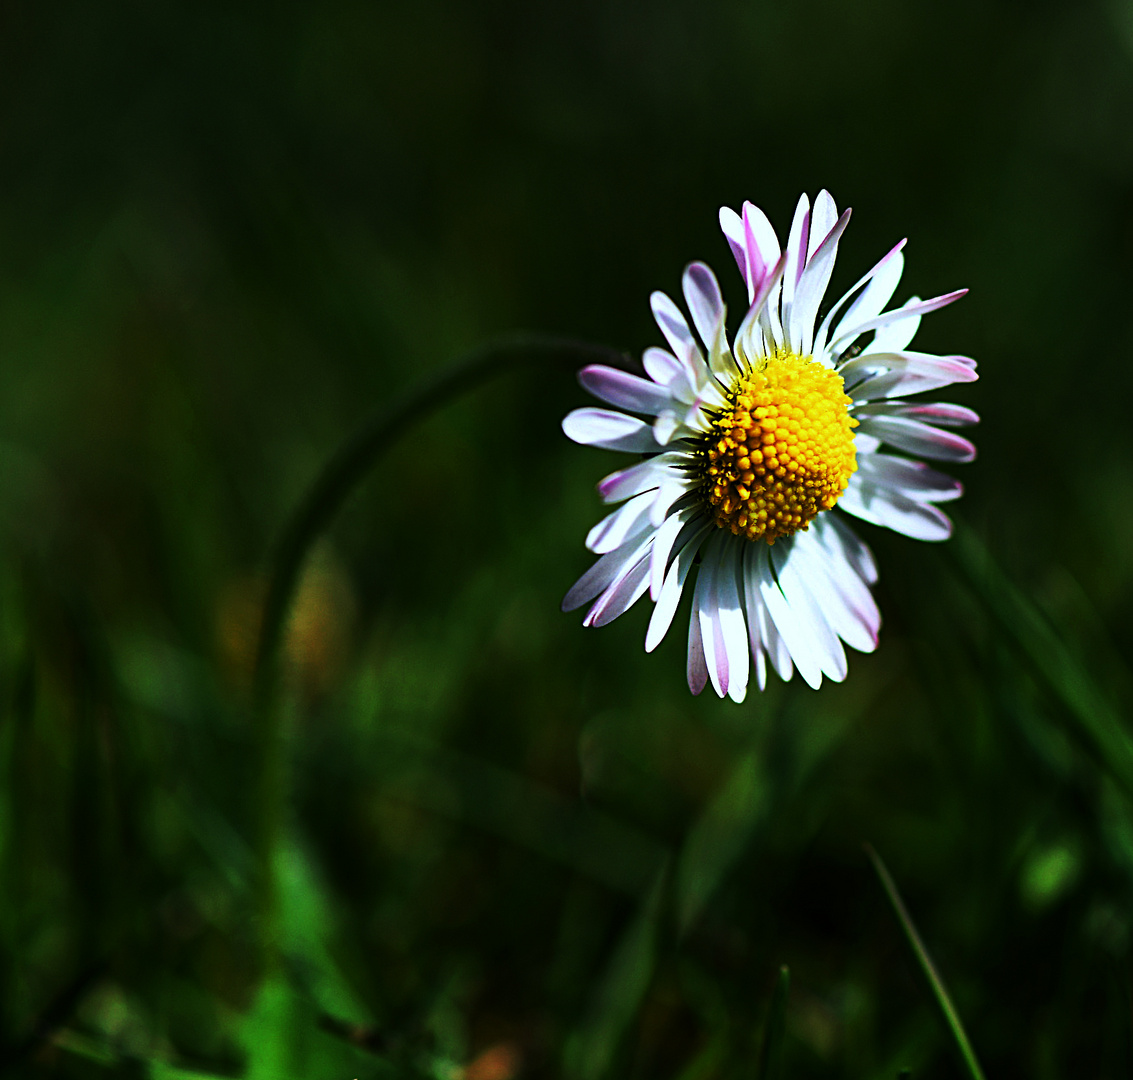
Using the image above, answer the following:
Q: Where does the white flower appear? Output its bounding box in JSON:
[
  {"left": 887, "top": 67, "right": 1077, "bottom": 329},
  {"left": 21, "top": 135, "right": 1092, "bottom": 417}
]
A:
[{"left": 563, "top": 190, "right": 978, "bottom": 701}]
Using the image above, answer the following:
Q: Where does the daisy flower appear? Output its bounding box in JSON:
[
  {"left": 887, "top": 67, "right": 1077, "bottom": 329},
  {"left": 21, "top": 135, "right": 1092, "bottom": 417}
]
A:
[{"left": 562, "top": 191, "right": 977, "bottom": 701}]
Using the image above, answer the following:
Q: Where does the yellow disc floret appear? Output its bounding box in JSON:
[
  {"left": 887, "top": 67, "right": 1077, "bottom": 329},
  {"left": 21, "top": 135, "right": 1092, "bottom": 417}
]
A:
[{"left": 697, "top": 347, "right": 857, "bottom": 544}]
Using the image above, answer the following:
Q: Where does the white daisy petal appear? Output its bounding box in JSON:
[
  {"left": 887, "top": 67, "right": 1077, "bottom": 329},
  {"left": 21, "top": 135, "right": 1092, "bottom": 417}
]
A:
[
  {"left": 838, "top": 483, "right": 954, "bottom": 541},
  {"left": 650, "top": 291, "right": 706, "bottom": 375},
  {"left": 586, "top": 492, "right": 657, "bottom": 554},
  {"left": 743, "top": 202, "right": 785, "bottom": 344},
  {"left": 781, "top": 193, "right": 811, "bottom": 348},
  {"left": 647, "top": 524, "right": 709, "bottom": 647},
  {"left": 742, "top": 201, "right": 783, "bottom": 279},
  {"left": 825, "top": 511, "right": 879, "bottom": 585},
  {"left": 735, "top": 252, "right": 787, "bottom": 358},
  {"left": 842, "top": 352, "right": 979, "bottom": 401},
  {"left": 814, "top": 240, "right": 906, "bottom": 360},
  {"left": 854, "top": 431, "right": 883, "bottom": 455},
  {"left": 562, "top": 530, "right": 652, "bottom": 612},
  {"left": 856, "top": 401, "right": 980, "bottom": 427},
  {"left": 719, "top": 206, "right": 747, "bottom": 278},
  {"left": 791, "top": 526, "right": 880, "bottom": 654},
  {"left": 562, "top": 408, "right": 660, "bottom": 452},
  {"left": 759, "top": 597, "right": 793, "bottom": 684},
  {"left": 824, "top": 247, "right": 906, "bottom": 356},
  {"left": 694, "top": 542, "right": 728, "bottom": 698},
  {"left": 868, "top": 301, "right": 921, "bottom": 353},
  {"left": 712, "top": 538, "right": 749, "bottom": 702},
  {"left": 719, "top": 206, "right": 758, "bottom": 300},
  {"left": 649, "top": 509, "right": 703, "bottom": 599},
  {"left": 682, "top": 262, "right": 734, "bottom": 379},
  {"left": 832, "top": 289, "right": 967, "bottom": 351},
  {"left": 642, "top": 347, "right": 696, "bottom": 400},
  {"left": 856, "top": 414, "right": 977, "bottom": 462},
  {"left": 740, "top": 545, "right": 768, "bottom": 692},
  {"left": 579, "top": 365, "right": 673, "bottom": 416},
  {"left": 565, "top": 191, "right": 975, "bottom": 697},
  {"left": 757, "top": 546, "right": 824, "bottom": 689},
  {"left": 585, "top": 551, "right": 652, "bottom": 627},
  {"left": 792, "top": 207, "right": 852, "bottom": 355},
  {"left": 807, "top": 190, "right": 839, "bottom": 261},
  {"left": 596, "top": 452, "right": 684, "bottom": 504},
  {"left": 686, "top": 588, "right": 709, "bottom": 696},
  {"left": 772, "top": 540, "right": 847, "bottom": 682},
  {"left": 652, "top": 412, "right": 681, "bottom": 445},
  {"left": 855, "top": 452, "right": 964, "bottom": 503}
]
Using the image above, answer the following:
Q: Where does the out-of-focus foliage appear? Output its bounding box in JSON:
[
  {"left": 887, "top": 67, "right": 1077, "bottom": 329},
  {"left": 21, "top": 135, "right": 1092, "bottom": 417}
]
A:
[{"left": 2, "top": 0, "right": 1133, "bottom": 1076}]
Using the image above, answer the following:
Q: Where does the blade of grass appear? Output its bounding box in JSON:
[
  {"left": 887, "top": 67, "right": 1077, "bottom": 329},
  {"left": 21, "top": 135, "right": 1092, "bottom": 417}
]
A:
[
  {"left": 564, "top": 864, "right": 668, "bottom": 1080},
  {"left": 865, "top": 845, "right": 986, "bottom": 1080},
  {"left": 755, "top": 965, "right": 789, "bottom": 1080},
  {"left": 949, "top": 523, "right": 1133, "bottom": 798}
]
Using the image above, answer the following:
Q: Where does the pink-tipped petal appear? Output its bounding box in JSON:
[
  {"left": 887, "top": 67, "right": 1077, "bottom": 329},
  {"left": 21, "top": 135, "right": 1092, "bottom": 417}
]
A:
[
  {"left": 579, "top": 365, "right": 673, "bottom": 416},
  {"left": 563, "top": 535, "right": 650, "bottom": 612},
  {"left": 844, "top": 352, "right": 979, "bottom": 402},
  {"left": 681, "top": 263, "right": 734, "bottom": 378},
  {"left": 833, "top": 289, "right": 967, "bottom": 351},
  {"left": 584, "top": 551, "right": 652, "bottom": 627},
  {"left": 735, "top": 251, "right": 787, "bottom": 354},
  {"left": 861, "top": 401, "right": 980, "bottom": 427},
  {"left": 792, "top": 207, "right": 851, "bottom": 355},
  {"left": 695, "top": 544, "right": 728, "bottom": 698},
  {"left": 650, "top": 291, "right": 703, "bottom": 372},
  {"left": 743, "top": 202, "right": 785, "bottom": 343},
  {"left": 686, "top": 583, "right": 709, "bottom": 695},
  {"left": 682, "top": 263, "right": 725, "bottom": 343},
  {"left": 822, "top": 245, "right": 906, "bottom": 358}
]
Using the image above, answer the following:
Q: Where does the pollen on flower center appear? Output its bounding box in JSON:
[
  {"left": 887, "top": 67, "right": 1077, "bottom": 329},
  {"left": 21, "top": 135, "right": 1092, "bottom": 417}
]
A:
[{"left": 696, "top": 348, "right": 858, "bottom": 544}]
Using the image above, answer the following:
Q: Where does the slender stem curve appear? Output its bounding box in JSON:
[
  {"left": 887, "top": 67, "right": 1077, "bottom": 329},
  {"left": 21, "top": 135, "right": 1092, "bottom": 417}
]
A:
[
  {"left": 252, "top": 332, "right": 627, "bottom": 702},
  {"left": 865, "top": 843, "right": 988, "bottom": 1080},
  {"left": 250, "top": 333, "right": 628, "bottom": 955}
]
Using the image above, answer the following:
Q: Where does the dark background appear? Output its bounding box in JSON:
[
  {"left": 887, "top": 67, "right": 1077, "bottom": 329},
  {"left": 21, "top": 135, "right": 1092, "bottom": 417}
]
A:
[{"left": 2, "top": 0, "right": 1133, "bottom": 1076}]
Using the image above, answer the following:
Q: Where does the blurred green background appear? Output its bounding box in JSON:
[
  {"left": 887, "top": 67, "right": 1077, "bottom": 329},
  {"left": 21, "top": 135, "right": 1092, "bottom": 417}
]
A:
[{"left": 3, "top": 0, "right": 1133, "bottom": 1076}]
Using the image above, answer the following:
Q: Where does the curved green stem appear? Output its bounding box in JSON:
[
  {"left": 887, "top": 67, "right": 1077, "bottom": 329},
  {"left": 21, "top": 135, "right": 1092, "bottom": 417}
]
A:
[
  {"left": 865, "top": 844, "right": 987, "bottom": 1080},
  {"left": 250, "top": 332, "right": 628, "bottom": 956}
]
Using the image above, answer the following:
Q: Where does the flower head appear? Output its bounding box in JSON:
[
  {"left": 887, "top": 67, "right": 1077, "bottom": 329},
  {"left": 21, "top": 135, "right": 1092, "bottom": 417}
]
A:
[{"left": 563, "top": 191, "right": 977, "bottom": 701}]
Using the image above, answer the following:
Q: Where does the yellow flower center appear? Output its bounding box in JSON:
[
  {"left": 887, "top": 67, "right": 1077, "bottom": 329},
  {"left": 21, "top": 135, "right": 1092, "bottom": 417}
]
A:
[{"left": 697, "top": 348, "right": 858, "bottom": 544}]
